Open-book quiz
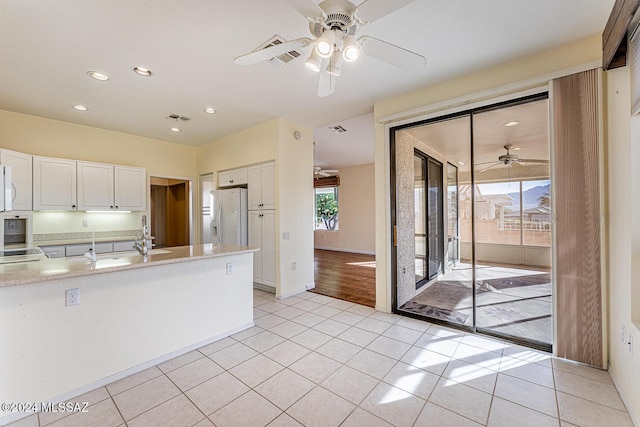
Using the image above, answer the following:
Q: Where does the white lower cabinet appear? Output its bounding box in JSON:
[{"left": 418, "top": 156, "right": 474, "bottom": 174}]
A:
[{"left": 249, "top": 209, "right": 275, "bottom": 287}]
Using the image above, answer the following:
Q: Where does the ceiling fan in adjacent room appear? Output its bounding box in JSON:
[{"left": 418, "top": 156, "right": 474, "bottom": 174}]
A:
[
  {"left": 314, "top": 165, "right": 339, "bottom": 177},
  {"left": 476, "top": 144, "right": 549, "bottom": 173},
  {"left": 233, "top": 0, "right": 426, "bottom": 97}
]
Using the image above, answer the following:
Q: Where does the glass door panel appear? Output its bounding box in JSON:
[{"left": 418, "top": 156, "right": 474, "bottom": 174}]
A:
[
  {"left": 472, "top": 98, "right": 552, "bottom": 347},
  {"left": 394, "top": 115, "right": 473, "bottom": 327}
]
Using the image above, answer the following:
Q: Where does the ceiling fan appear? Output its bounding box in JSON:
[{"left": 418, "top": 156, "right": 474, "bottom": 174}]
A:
[
  {"left": 476, "top": 144, "right": 549, "bottom": 173},
  {"left": 314, "top": 165, "right": 339, "bottom": 177},
  {"left": 233, "top": 0, "right": 426, "bottom": 97}
]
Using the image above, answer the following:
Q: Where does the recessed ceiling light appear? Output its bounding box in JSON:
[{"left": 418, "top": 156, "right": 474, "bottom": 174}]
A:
[
  {"left": 87, "top": 71, "right": 109, "bottom": 81},
  {"left": 170, "top": 127, "right": 181, "bottom": 132},
  {"left": 203, "top": 107, "right": 217, "bottom": 114},
  {"left": 504, "top": 121, "right": 520, "bottom": 127},
  {"left": 458, "top": 161, "right": 465, "bottom": 166},
  {"left": 133, "top": 67, "right": 153, "bottom": 76},
  {"left": 72, "top": 105, "right": 88, "bottom": 111}
]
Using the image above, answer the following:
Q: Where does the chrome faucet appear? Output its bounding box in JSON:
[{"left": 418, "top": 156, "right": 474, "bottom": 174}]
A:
[{"left": 133, "top": 214, "right": 149, "bottom": 256}]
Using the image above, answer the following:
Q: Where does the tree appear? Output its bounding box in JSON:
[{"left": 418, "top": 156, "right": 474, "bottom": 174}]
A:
[
  {"left": 538, "top": 192, "right": 551, "bottom": 208},
  {"left": 316, "top": 193, "right": 339, "bottom": 230}
]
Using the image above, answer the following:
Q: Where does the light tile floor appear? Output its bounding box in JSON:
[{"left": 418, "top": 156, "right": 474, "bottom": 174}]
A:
[{"left": 7, "top": 289, "right": 634, "bottom": 427}]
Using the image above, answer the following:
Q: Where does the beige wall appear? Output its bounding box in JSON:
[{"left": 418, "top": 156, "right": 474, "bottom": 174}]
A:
[
  {"left": 0, "top": 110, "right": 198, "bottom": 236},
  {"left": 606, "top": 66, "right": 640, "bottom": 423},
  {"left": 373, "top": 35, "right": 604, "bottom": 312},
  {"left": 314, "top": 163, "right": 375, "bottom": 254},
  {"left": 0, "top": 110, "right": 197, "bottom": 177}
]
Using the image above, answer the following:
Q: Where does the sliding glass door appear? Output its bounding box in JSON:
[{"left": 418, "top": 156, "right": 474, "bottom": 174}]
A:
[{"left": 392, "top": 95, "right": 552, "bottom": 350}]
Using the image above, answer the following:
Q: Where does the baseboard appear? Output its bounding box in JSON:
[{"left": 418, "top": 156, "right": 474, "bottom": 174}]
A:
[
  {"left": 0, "top": 322, "right": 254, "bottom": 427},
  {"left": 253, "top": 282, "right": 275, "bottom": 293},
  {"left": 375, "top": 305, "right": 388, "bottom": 313},
  {"left": 277, "top": 285, "right": 314, "bottom": 300},
  {"left": 608, "top": 364, "right": 640, "bottom": 427},
  {"left": 314, "top": 246, "right": 375, "bottom": 255}
]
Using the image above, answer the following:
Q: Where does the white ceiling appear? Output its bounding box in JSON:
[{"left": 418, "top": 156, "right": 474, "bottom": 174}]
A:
[{"left": 0, "top": 0, "right": 614, "bottom": 168}]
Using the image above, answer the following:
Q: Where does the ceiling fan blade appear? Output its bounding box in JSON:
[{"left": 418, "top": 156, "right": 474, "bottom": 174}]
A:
[
  {"left": 359, "top": 36, "right": 426, "bottom": 69},
  {"left": 323, "top": 169, "right": 338, "bottom": 173},
  {"left": 477, "top": 162, "right": 502, "bottom": 173},
  {"left": 284, "top": 0, "right": 323, "bottom": 19},
  {"left": 316, "top": 171, "right": 330, "bottom": 177},
  {"left": 356, "top": 0, "right": 416, "bottom": 23},
  {"left": 233, "top": 37, "right": 312, "bottom": 66},
  {"left": 317, "top": 68, "right": 336, "bottom": 97},
  {"left": 518, "top": 159, "right": 550, "bottom": 164}
]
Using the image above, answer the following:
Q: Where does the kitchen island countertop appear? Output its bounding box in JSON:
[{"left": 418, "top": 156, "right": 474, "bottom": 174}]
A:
[{"left": 0, "top": 243, "right": 258, "bottom": 288}]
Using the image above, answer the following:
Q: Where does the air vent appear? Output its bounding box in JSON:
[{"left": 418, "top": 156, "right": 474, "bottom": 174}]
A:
[
  {"left": 259, "top": 36, "right": 302, "bottom": 68},
  {"left": 167, "top": 114, "right": 190, "bottom": 122},
  {"left": 329, "top": 125, "right": 347, "bottom": 134}
]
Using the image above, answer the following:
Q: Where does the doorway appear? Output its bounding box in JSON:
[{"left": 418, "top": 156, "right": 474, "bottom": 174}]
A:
[
  {"left": 391, "top": 94, "right": 553, "bottom": 350},
  {"left": 150, "top": 177, "right": 191, "bottom": 248}
]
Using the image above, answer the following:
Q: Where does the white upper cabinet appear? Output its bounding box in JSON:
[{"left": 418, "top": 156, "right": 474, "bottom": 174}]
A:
[
  {"left": 0, "top": 149, "right": 33, "bottom": 210},
  {"left": 248, "top": 161, "right": 275, "bottom": 210},
  {"left": 218, "top": 167, "right": 248, "bottom": 187},
  {"left": 33, "top": 156, "right": 77, "bottom": 211},
  {"left": 77, "top": 162, "right": 114, "bottom": 210},
  {"left": 114, "top": 166, "right": 146, "bottom": 211},
  {"left": 77, "top": 161, "right": 146, "bottom": 211}
]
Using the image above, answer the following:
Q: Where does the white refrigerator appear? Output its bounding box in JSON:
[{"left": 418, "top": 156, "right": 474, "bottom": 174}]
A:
[{"left": 209, "top": 188, "right": 248, "bottom": 245}]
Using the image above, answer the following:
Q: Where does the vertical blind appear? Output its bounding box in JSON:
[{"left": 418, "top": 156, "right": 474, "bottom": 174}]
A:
[{"left": 553, "top": 68, "right": 604, "bottom": 368}]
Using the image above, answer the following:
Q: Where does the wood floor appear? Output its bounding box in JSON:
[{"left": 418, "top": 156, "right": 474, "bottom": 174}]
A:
[{"left": 313, "top": 249, "right": 376, "bottom": 307}]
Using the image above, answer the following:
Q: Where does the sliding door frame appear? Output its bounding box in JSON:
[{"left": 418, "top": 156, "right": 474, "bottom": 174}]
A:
[{"left": 390, "top": 92, "right": 552, "bottom": 351}]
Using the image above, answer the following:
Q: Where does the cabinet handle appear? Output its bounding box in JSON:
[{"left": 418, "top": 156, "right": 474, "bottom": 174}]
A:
[
  {"left": 115, "top": 206, "right": 119, "bottom": 209},
  {"left": 110, "top": 206, "right": 114, "bottom": 209},
  {"left": 230, "top": 179, "right": 234, "bottom": 183},
  {"left": 72, "top": 205, "right": 76, "bottom": 209}
]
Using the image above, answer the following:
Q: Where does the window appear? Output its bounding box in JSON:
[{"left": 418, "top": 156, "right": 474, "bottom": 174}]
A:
[
  {"left": 315, "top": 187, "right": 339, "bottom": 230},
  {"left": 473, "top": 179, "right": 551, "bottom": 247}
]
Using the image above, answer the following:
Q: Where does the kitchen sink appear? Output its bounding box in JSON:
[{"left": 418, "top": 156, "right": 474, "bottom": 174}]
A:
[{"left": 66, "top": 249, "right": 171, "bottom": 263}]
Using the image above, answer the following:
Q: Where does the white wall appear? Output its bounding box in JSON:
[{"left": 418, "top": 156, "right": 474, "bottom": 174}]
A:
[
  {"left": 277, "top": 119, "right": 314, "bottom": 297},
  {"left": 314, "top": 163, "right": 375, "bottom": 254},
  {"left": 605, "top": 65, "right": 640, "bottom": 424},
  {"left": 0, "top": 253, "right": 253, "bottom": 425}
]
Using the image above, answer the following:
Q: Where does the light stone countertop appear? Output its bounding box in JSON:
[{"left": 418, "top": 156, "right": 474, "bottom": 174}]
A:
[{"left": 0, "top": 243, "right": 258, "bottom": 288}]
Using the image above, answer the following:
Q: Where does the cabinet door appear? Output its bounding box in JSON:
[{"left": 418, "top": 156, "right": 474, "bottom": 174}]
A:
[
  {"left": 115, "top": 166, "right": 146, "bottom": 211},
  {"left": 33, "top": 157, "right": 77, "bottom": 211},
  {"left": 232, "top": 167, "right": 248, "bottom": 185},
  {"left": 248, "top": 210, "right": 263, "bottom": 283},
  {"left": 0, "top": 149, "right": 32, "bottom": 210},
  {"left": 247, "top": 165, "right": 262, "bottom": 210},
  {"left": 261, "top": 162, "right": 276, "bottom": 210},
  {"left": 77, "top": 162, "right": 114, "bottom": 210},
  {"left": 261, "top": 210, "right": 276, "bottom": 285},
  {"left": 218, "top": 170, "right": 233, "bottom": 187}
]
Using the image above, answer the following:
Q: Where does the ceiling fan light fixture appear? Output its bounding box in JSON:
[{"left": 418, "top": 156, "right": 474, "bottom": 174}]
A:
[
  {"left": 504, "top": 121, "right": 520, "bottom": 127},
  {"left": 305, "top": 49, "right": 322, "bottom": 72},
  {"left": 316, "top": 30, "right": 335, "bottom": 58},
  {"left": 327, "top": 50, "right": 343, "bottom": 76},
  {"left": 342, "top": 35, "right": 360, "bottom": 62}
]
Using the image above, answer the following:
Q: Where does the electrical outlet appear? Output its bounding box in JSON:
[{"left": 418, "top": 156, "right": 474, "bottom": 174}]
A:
[
  {"left": 282, "top": 232, "right": 290, "bottom": 240},
  {"left": 82, "top": 220, "right": 88, "bottom": 227},
  {"left": 292, "top": 262, "right": 297, "bottom": 270},
  {"left": 622, "top": 325, "right": 627, "bottom": 343},
  {"left": 65, "top": 288, "right": 79, "bottom": 306},
  {"left": 226, "top": 262, "right": 233, "bottom": 275},
  {"left": 629, "top": 334, "right": 634, "bottom": 355}
]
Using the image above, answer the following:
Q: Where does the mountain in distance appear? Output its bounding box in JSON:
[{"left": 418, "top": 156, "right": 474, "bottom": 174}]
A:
[{"left": 507, "top": 184, "right": 550, "bottom": 210}]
